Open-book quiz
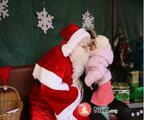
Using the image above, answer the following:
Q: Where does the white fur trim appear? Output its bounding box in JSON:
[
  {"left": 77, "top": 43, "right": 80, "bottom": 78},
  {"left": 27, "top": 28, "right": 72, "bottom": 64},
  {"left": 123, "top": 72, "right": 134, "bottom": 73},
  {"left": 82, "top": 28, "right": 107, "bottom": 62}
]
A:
[
  {"left": 62, "top": 28, "right": 90, "bottom": 57},
  {"left": 95, "top": 35, "right": 109, "bottom": 49},
  {"left": 33, "top": 64, "right": 69, "bottom": 91},
  {"left": 56, "top": 86, "right": 81, "bottom": 120}
]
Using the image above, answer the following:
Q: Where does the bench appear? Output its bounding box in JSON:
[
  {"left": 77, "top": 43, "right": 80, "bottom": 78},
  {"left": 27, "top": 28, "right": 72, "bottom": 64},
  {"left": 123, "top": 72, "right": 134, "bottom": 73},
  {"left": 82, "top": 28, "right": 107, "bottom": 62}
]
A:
[{"left": 0, "top": 65, "right": 118, "bottom": 120}]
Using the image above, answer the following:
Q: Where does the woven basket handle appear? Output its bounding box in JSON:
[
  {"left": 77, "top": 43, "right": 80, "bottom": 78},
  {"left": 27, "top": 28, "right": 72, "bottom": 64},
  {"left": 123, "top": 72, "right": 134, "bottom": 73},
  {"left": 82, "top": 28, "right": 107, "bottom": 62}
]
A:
[{"left": 0, "top": 85, "right": 21, "bottom": 99}]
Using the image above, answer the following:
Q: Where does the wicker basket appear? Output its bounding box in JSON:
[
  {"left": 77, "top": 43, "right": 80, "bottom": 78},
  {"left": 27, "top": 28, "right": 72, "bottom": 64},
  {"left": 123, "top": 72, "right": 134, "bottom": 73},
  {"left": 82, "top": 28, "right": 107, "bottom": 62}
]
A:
[{"left": 0, "top": 85, "right": 23, "bottom": 120}]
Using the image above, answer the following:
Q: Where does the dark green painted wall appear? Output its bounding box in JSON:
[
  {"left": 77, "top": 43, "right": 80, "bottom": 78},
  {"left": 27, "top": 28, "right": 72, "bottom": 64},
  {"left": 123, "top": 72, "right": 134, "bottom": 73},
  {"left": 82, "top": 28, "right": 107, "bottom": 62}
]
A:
[{"left": 0, "top": 0, "right": 142, "bottom": 66}]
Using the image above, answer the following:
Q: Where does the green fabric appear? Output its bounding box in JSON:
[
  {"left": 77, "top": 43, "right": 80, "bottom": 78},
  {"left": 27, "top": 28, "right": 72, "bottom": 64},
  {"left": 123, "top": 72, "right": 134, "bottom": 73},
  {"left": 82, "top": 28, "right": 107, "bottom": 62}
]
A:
[
  {"left": 130, "top": 86, "right": 144, "bottom": 102},
  {"left": 0, "top": 0, "right": 35, "bottom": 66},
  {"left": 116, "top": 0, "right": 143, "bottom": 42},
  {"left": 0, "top": 0, "right": 142, "bottom": 66},
  {"left": 112, "top": 82, "right": 130, "bottom": 102}
]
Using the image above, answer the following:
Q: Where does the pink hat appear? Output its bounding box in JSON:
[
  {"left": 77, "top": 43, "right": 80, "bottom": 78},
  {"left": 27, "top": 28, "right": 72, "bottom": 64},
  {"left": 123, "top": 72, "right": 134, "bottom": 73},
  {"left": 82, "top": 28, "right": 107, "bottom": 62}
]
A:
[{"left": 60, "top": 23, "right": 90, "bottom": 57}]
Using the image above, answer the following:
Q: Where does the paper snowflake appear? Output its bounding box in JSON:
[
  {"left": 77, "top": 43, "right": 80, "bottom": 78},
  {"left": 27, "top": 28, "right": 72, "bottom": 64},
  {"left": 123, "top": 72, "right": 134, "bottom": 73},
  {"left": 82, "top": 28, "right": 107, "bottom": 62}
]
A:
[
  {"left": 0, "top": 0, "right": 9, "bottom": 21},
  {"left": 37, "top": 8, "right": 54, "bottom": 34},
  {"left": 82, "top": 10, "right": 94, "bottom": 29}
]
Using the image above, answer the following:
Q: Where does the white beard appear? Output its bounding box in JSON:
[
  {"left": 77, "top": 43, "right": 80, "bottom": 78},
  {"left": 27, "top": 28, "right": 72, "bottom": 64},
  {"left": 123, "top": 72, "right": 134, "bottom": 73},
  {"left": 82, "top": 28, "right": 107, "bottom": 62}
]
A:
[{"left": 70, "top": 45, "right": 89, "bottom": 88}]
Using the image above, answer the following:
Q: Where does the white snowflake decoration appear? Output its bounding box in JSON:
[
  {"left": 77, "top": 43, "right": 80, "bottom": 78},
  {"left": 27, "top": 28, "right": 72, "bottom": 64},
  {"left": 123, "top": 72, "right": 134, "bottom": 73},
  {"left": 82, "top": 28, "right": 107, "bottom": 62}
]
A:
[
  {"left": 37, "top": 8, "right": 54, "bottom": 34},
  {"left": 0, "top": 0, "right": 9, "bottom": 21},
  {"left": 82, "top": 10, "right": 94, "bottom": 29}
]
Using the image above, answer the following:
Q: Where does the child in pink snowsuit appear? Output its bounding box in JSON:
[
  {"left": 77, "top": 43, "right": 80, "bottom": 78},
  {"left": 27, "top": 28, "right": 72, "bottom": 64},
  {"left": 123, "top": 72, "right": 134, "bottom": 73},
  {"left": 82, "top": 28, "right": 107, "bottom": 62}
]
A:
[{"left": 84, "top": 35, "right": 114, "bottom": 119}]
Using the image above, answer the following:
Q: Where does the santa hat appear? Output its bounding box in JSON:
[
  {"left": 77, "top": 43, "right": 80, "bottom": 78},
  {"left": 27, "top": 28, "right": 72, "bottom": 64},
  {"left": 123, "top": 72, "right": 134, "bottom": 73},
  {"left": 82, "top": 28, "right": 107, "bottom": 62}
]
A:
[
  {"left": 60, "top": 23, "right": 91, "bottom": 57},
  {"left": 95, "top": 35, "right": 109, "bottom": 49},
  {"left": 0, "top": 66, "right": 12, "bottom": 85}
]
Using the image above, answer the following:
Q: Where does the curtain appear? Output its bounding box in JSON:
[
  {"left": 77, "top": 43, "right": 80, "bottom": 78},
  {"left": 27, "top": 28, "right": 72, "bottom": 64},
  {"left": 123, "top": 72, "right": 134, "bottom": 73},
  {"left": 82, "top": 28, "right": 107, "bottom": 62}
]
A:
[
  {"left": 116, "top": 0, "right": 143, "bottom": 43},
  {"left": 0, "top": 0, "right": 112, "bottom": 66}
]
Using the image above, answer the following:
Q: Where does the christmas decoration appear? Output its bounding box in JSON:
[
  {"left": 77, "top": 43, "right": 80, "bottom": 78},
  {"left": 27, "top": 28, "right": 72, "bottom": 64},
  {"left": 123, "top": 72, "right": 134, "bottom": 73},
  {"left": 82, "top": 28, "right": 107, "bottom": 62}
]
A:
[
  {"left": 0, "top": 0, "right": 9, "bottom": 21},
  {"left": 129, "top": 71, "right": 139, "bottom": 87},
  {"left": 139, "top": 109, "right": 143, "bottom": 114},
  {"left": 130, "top": 86, "right": 143, "bottom": 102},
  {"left": 131, "top": 112, "right": 135, "bottom": 117},
  {"left": 37, "top": 8, "right": 54, "bottom": 34},
  {"left": 131, "top": 109, "right": 143, "bottom": 118},
  {"left": 112, "top": 82, "right": 130, "bottom": 103},
  {"left": 77, "top": 102, "right": 92, "bottom": 117},
  {"left": 113, "top": 28, "right": 134, "bottom": 68},
  {"left": 129, "top": 70, "right": 143, "bottom": 102},
  {"left": 82, "top": 10, "right": 94, "bottom": 29}
]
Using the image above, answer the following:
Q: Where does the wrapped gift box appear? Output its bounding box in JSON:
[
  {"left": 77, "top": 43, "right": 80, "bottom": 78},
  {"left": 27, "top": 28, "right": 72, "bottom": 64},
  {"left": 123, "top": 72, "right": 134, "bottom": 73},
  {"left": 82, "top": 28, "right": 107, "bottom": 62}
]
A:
[
  {"left": 130, "top": 86, "right": 143, "bottom": 102},
  {"left": 129, "top": 71, "right": 143, "bottom": 102},
  {"left": 112, "top": 82, "right": 130, "bottom": 103}
]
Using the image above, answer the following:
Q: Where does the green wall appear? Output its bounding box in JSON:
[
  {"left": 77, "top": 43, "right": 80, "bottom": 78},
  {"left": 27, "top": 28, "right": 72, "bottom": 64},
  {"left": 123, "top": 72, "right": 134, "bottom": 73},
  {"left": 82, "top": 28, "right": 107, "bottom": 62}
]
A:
[
  {"left": 0, "top": 0, "right": 142, "bottom": 66},
  {"left": 116, "top": 0, "right": 143, "bottom": 42}
]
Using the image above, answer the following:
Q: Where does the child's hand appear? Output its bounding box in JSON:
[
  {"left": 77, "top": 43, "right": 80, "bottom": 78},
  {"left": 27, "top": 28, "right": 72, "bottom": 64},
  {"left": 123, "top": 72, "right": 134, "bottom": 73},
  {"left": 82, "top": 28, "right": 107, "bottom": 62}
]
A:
[{"left": 84, "top": 77, "right": 93, "bottom": 87}]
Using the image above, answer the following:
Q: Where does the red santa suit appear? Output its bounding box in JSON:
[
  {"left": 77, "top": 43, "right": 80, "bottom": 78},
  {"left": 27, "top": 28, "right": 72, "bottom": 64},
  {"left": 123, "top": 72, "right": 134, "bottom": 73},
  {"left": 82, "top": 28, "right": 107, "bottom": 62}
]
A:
[{"left": 30, "top": 23, "right": 90, "bottom": 120}]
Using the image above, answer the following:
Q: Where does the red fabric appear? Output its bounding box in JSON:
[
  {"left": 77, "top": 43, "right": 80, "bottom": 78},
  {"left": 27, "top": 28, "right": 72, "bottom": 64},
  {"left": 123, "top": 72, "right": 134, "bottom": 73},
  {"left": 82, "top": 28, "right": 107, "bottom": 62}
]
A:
[
  {"left": 32, "top": 46, "right": 80, "bottom": 118},
  {"left": 41, "top": 84, "right": 78, "bottom": 115},
  {"left": 91, "top": 81, "right": 114, "bottom": 106},
  {"left": 30, "top": 85, "right": 90, "bottom": 120},
  {"left": 0, "top": 66, "right": 12, "bottom": 85},
  {"left": 60, "top": 23, "right": 80, "bottom": 45},
  {"left": 74, "top": 107, "right": 90, "bottom": 120},
  {"left": 37, "top": 46, "right": 73, "bottom": 86},
  {"left": 30, "top": 84, "right": 56, "bottom": 120}
]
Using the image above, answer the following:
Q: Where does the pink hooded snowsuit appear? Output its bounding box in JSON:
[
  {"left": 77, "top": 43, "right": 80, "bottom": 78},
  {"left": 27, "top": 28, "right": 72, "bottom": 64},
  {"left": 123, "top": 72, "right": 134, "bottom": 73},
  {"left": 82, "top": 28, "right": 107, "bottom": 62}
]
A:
[{"left": 85, "top": 41, "right": 114, "bottom": 106}]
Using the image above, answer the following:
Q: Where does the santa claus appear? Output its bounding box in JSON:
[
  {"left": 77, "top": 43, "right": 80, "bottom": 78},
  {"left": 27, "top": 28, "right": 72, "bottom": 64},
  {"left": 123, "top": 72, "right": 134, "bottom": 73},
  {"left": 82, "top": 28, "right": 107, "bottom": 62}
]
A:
[{"left": 30, "top": 23, "right": 92, "bottom": 120}]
